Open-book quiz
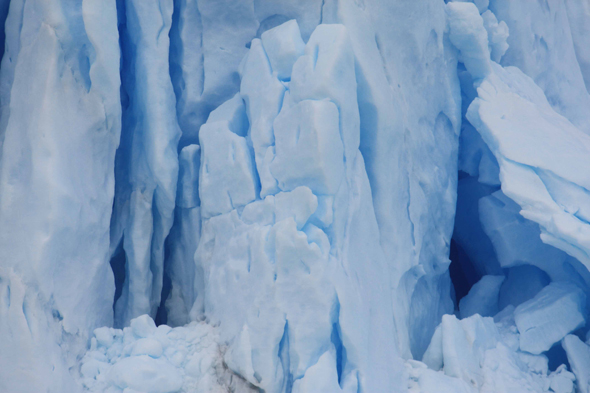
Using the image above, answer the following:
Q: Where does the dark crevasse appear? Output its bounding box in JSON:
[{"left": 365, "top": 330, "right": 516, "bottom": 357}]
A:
[
  {"left": 108, "top": 0, "right": 133, "bottom": 324},
  {"left": 155, "top": 268, "right": 173, "bottom": 326},
  {"left": 448, "top": 238, "right": 476, "bottom": 304},
  {"left": 0, "top": 0, "right": 10, "bottom": 63},
  {"left": 108, "top": 0, "right": 181, "bottom": 328},
  {"left": 449, "top": 171, "right": 501, "bottom": 305},
  {"left": 109, "top": 240, "right": 127, "bottom": 311}
]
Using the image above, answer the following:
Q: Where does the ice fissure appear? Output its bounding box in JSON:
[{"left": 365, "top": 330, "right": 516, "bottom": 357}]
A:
[{"left": 2, "top": 0, "right": 590, "bottom": 393}]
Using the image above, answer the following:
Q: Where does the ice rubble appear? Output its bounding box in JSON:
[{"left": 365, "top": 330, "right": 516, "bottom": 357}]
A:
[
  {"left": 412, "top": 2, "right": 590, "bottom": 391},
  {"left": 1, "top": 0, "right": 590, "bottom": 392},
  {"left": 80, "top": 315, "right": 258, "bottom": 393}
]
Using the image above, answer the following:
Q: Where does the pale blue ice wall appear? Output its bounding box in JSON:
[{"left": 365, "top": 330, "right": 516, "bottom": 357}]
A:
[
  {"left": 0, "top": 0, "right": 121, "bottom": 391},
  {"left": 331, "top": 0, "right": 461, "bottom": 360},
  {"left": 2, "top": 0, "right": 590, "bottom": 392},
  {"left": 0, "top": 1, "right": 461, "bottom": 390}
]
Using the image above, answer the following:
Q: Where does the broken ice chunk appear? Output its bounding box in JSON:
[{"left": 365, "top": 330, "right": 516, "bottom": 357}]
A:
[
  {"left": 130, "top": 338, "right": 164, "bottom": 358},
  {"left": 479, "top": 189, "right": 576, "bottom": 282},
  {"left": 275, "top": 186, "right": 318, "bottom": 230},
  {"left": 292, "top": 349, "right": 357, "bottom": 393},
  {"left": 261, "top": 20, "right": 305, "bottom": 81},
  {"left": 562, "top": 334, "right": 590, "bottom": 393},
  {"left": 240, "top": 39, "right": 285, "bottom": 197},
  {"left": 548, "top": 364, "right": 576, "bottom": 393},
  {"left": 446, "top": 2, "right": 492, "bottom": 80},
  {"left": 130, "top": 315, "right": 157, "bottom": 338},
  {"left": 271, "top": 100, "right": 344, "bottom": 195},
  {"left": 110, "top": 356, "right": 183, "bottom": 393},
  {"left": 310, "top": 195, "right": 334, "bottom": 228},
  {"left": 422, "top": 314, "right": 499, "bottom": 389},
  {"left": 289, "top": 24, "right": 360, "bottom": 165},
  {"left": 199, "top": 121, "right": 257, "bottom": 218},
  {"left": 459, "top": 275, "right": 505, "bottom": 318},
  {"left": 514, "top": 282, "right": 586, "bottom": 355},
  {"left": 206, "top": 93, "right": 249, "bottom": 137},
  {"left": 481, "top": 10, "right": 509, "bottom": 63}
]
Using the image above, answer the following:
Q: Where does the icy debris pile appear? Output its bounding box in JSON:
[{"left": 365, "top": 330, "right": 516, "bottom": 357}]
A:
[
  {"left": 80, "top": 315, "right": 258, "bottom": 393},
  {"left": 414, "top": 278, "right": 588, "bottom": 393}
]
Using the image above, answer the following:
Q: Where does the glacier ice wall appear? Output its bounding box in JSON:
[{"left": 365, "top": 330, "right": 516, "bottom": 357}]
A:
[
  {"left": 0, "top": 0, "right": 121, "bottom": 390},
  {"left": 1, "top": 0, "right": 590, "bottom": 392}
]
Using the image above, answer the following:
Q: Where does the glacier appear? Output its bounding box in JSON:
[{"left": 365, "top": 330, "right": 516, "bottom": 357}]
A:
[{"left": 1, "top": 0, "right": 590, "bottom": 392}]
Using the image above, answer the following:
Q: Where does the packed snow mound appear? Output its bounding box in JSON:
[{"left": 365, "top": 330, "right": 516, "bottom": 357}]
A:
[{"left": 80, "top": 315, "right": 258, "bottom": 393}]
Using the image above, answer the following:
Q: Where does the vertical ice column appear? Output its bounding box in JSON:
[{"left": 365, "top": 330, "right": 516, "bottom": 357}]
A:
[
  {"left": 193, "top": 20, "right": 403, "bottom": 393},
  {"left": 240, "top": 34, "right": 287, "bottom": 197},
  {"left": 334, "top": 0, "right": 461, "bottom": 359},
  {"left": 111, "top": 0, "right": 181, "bottom": 327},
  {"left": 164, "top": 145, "right": 201, "bottom": 327},
  {"left": 0, "top": 0, "right": 121, "bottom": 390}
]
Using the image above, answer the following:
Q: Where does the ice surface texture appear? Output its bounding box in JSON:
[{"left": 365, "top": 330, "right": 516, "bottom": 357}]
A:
[{"left": 1, "top": 0, "right": 590, "bottom": 392}]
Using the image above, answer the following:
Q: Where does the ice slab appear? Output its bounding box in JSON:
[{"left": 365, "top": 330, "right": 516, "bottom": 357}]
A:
[
  {"left": 490, "top": 0, "right": 590, "bottom": 133},
  {"left": 261, "top": 19, "right": 305, "bottom": 81},
  {"left": 446, "top": 2, "right": 492, "bottom": 80},
  {"left": 422, "top": 314, "right": 499, "bottom": 388},
  {"left": 514, "top": 282, "right": 586, "bottom": 355},
  {"left": 271, "top": 99, "right": 345, "bottom": 195},
  {"left": 240, "top": 38, "right": 286, "bottom": 197},
  {"left": 459, "top": 275, "right": 505, "bottom": 319},
  {"left": 199, "top": 121, "right": 257, "bottom": 218},
  {"left": 176, "top": 145, "right": 201, "bottom": 209},
  {"left": 562, "top": 334, "right": 590, "bottom": 393}
]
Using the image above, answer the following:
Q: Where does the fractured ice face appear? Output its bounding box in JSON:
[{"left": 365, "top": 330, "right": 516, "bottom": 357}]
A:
[
  {"left": 191, "top": 19, "right": 398, "bottom": 392},
  {"left": 3, "top": 1, "right": 590, "bottom": 392}
]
